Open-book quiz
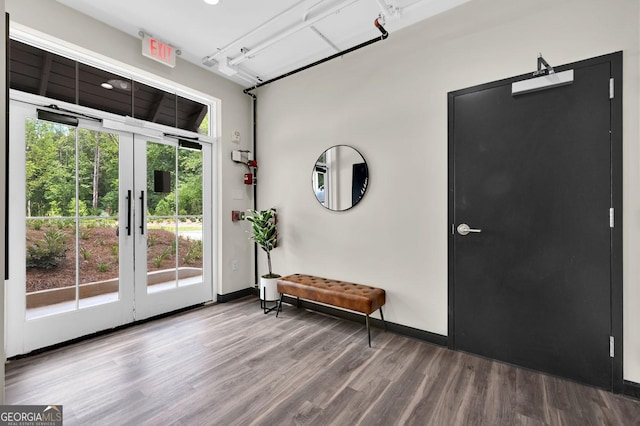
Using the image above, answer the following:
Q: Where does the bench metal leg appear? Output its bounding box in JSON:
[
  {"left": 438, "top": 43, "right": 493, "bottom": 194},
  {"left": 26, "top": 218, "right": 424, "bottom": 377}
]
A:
[
  {"left": 275, "top": 293, "right": 284, "bottom": 317},
  {"left": 366, "top": 308, "right": 385, "bottom": 347},
  {"left": 379, "top": 307, "right": 387, "bottom": 331}
]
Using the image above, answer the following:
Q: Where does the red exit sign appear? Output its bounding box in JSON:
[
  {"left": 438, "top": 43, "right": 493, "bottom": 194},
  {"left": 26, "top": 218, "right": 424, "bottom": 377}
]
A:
[{"left": 142, "top": 34, "right": 176, "bottom": 68}]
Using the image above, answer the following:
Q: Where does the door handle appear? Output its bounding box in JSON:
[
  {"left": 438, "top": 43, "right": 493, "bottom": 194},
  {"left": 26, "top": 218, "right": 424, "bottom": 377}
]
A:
[
  {"left": 457, "top": 223, "right": 482, "bottom": 236},
  {"left": 126, "top": 190, "right": 132, "bottom": 236},
  {"left": 139, "top": 190, "right": 145, "bottom": 235}
]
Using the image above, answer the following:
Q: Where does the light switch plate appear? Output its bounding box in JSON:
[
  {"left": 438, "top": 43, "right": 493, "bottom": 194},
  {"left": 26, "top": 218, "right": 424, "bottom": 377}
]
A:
[{"left": 231, "top": 131, "right": 241, "bottom": 143}]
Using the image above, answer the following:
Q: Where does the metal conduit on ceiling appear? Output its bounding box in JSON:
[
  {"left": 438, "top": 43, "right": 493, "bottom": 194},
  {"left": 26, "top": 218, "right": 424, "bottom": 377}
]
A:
[{"left": 202, "top": 0, "right": 410, "bottom": 83}]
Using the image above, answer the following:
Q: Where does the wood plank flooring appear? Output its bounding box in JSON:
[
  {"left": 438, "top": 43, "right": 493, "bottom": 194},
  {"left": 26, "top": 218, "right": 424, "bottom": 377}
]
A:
[{"left": 6, "top": 296, "right": 640, "bottom": 425}]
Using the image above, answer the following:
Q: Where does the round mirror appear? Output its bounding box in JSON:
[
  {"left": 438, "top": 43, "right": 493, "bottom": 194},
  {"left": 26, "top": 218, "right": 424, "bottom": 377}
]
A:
[{"left": 312, "top": 145, "right": 368, "bottom": 211}]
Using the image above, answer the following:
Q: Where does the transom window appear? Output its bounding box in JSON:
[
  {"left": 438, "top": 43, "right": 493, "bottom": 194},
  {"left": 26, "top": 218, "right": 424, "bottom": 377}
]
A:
[{"left": 9, "top": 39, "right": 209, "bottom": 134}]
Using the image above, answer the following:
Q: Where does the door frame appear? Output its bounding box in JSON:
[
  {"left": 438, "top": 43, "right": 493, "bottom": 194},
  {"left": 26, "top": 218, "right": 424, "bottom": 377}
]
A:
[
  {"left": 447, "top": 52, "right": 623, "bottom": 392},
  {"left": 6, "top": 90, "right": 217, "bottom": 356}
]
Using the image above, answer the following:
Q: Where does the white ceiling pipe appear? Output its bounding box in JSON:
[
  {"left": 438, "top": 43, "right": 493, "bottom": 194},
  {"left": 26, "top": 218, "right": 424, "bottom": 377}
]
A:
[
  {"left": 235, "top": 68, "right": 261, "bottom": 84},
  {"left": 204, "top": 0, "right": 310, "bottom": 62},
  {"left": 302, "top": 0, "right": 338, "bottom": 21},
  {"left": 309, "top": 26, "right": 341, "bottom": 52},
  {"left": 377, "top": 0, "right": 456, "bottom": 25},
  {"left": 374, "top": 0, "right": 401, "bottom": 19},
  {"left": 235, "top": 63, "right": 261, "bottom": 83},
  {"left": 401, "top": 0, "right": 449, "bottom": 14},
  {"left": 228, "top": 0, "right": 361, "bottom": 66},
  {"left": 304, "top": 0, "right": 342, "bottom": 52}
]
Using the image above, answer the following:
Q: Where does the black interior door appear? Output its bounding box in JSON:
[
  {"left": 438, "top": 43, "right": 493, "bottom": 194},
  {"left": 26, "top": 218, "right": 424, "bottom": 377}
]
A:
[{"left": 449, "top": 56, "right": 618, "bottom": 389}]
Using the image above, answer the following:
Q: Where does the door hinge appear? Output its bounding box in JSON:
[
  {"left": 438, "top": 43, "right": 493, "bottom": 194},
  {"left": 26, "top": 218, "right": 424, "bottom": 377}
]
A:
[
  {"left": 610, "top": 336, "right": 615, "bottom": 357},
  {"left": 609, "top": 208, "right": 614, "bottom": 228},
  {"left": 609, "top": 78, "right": 614, "bottom": 99}
]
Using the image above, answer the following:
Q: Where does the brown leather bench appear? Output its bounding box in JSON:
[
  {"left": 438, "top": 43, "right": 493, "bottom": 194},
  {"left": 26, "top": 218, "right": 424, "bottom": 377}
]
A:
[{"left": 276, "top": 274, "right": 386, "bottom": 347}]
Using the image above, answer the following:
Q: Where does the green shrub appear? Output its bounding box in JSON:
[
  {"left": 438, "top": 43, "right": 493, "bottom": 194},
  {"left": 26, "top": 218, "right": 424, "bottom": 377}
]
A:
[
  {"left": 79, "top": 246, "right": 91, "bottom": 260},
  {"left": 28, "top": 219, "right": 44, "bottom": 230},
  {"left": 26, "top": 228, "right": 68, "bottom": 269},
  {"left": 183, "top": 239, "right": 202, "bottom": 264},
  {"left": 153, "top": 255, "right": 164, "bottom": 268},
  {"left": 153, "top": 246, "right": 173, "bottom": 268}
]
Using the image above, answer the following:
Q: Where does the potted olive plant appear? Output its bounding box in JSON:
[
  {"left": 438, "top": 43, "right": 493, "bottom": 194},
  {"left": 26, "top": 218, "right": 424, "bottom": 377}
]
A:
[{"left": 246, "top": 208, "right": 281, "bottom": 305}]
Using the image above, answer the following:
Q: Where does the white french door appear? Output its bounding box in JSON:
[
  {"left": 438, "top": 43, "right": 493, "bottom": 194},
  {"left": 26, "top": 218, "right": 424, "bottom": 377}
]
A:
[
  {"left": 132, "top": 134, "right": 212, "bottom": 320},
  {"left": 6, "top": 99, "right": 214, "bottom": 356}
]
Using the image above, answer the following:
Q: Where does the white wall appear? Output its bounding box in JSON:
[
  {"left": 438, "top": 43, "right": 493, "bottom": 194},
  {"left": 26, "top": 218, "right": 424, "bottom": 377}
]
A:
[
  {"left": 255, "top": 0, "right": 640, "bottom": 383},
  {"left": 5, "top": 0, "right": 255, "bottom": 297}
]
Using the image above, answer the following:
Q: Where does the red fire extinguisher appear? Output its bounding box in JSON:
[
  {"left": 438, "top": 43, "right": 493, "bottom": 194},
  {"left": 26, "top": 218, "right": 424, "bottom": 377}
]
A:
[{"left": 244, "top": 160, "right": 257, "bottom": 185}]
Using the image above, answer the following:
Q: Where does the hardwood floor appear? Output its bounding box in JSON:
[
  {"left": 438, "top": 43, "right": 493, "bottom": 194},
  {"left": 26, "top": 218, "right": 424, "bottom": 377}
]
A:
[{"left": 6, "top": 296, "right": 640, "bottom": 425}]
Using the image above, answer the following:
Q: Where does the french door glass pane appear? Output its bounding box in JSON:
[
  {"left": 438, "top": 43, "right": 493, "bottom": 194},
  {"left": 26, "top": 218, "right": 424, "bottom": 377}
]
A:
[
  {"left": 177, "top": 147, "right": 203, "bottom": 286},
  {"left": 146, "top": 141, "right": 176, "bottom": 292},
  {"left": 145, "top": 141, "right": 203, "bottom": 293},
  {"left": 25, "top": 218, "right": 75, "bottom": 319},
  {"left": 146, "top": 219, "right": 177, "bottom": 293},
  {"left": 25, "top": 120, "right": 120, "bottom": 317},
  {"left": 78, "top": 218, "right": 119, "bottom": 308},
  {"left": 77, "top": 129, "right": 120, "bottom": 307},
  {"left": 177, "top": 221, "right": 202, "bottom": 287},
  {"left": 25, "top": 119, "right": 77, "bottom": 317},
  {"left": 178, "top": 148, "right": 203, "bottom": 216}
]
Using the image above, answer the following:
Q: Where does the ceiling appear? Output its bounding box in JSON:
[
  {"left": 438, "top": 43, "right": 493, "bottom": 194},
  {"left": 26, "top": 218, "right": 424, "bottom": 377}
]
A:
[{"left": 55, "top": 0, "right": 470, "bottom": 88}]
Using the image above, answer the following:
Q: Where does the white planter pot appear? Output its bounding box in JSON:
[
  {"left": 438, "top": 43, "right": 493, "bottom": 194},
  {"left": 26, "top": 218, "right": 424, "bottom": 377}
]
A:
[{"left": 260, "top": 276, "right": 281, "bottom": 302}]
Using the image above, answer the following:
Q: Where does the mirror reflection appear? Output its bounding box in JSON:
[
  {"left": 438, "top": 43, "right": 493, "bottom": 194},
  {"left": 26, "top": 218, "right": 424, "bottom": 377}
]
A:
[{"left": 312, "top": 145, "right": 368, "bottom": 211}]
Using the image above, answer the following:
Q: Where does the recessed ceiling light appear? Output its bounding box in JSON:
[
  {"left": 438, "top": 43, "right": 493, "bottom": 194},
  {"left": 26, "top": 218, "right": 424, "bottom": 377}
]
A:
[
  {"left": 101, "top": 79, "right": 133, "bottom": 91},
  {"left": 203, "top": 0, "right": 220, "bottom": 4}
]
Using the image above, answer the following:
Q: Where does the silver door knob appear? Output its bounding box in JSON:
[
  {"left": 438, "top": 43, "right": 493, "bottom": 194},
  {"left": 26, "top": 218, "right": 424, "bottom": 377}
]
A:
[{"left": 457, "top": 223, "right": 482, "bottom": 236}]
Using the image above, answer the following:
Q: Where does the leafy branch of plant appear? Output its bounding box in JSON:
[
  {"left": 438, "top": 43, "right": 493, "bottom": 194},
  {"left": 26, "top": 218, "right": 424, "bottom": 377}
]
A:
[{"left": 246, "top": 208, "right": 279, "bottom": 279}]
